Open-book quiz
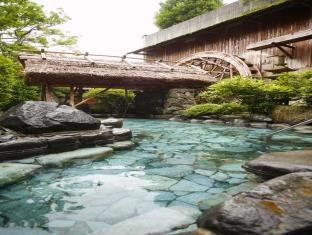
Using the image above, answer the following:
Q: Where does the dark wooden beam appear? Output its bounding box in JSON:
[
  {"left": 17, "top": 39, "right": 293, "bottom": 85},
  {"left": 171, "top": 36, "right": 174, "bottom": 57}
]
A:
[{"left": 247, "top": 29, "right": 312, "bottom": 51}]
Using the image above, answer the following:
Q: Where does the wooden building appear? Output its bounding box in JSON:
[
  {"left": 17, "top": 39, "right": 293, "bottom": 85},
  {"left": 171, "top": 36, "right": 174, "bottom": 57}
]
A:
[{"left": 131, "top": 0, "right": 312, "bottom": 79}]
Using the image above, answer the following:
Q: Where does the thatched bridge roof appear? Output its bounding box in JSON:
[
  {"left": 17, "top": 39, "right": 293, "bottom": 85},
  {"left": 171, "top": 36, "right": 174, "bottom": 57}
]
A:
[{"left": 19, "top": 54, "right": 216, "bottom": 90}]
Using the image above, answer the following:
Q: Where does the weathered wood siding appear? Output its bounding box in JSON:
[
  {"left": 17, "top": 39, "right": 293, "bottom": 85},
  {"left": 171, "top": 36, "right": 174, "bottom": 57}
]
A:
[{"left": 145, "top": 4, "right": 312, "bottom": 70}]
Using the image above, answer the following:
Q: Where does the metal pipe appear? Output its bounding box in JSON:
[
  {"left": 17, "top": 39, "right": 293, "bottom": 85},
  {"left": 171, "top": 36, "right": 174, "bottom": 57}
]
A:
[{"left": 266, "top": 119, "right": 312, "bottom": 140}]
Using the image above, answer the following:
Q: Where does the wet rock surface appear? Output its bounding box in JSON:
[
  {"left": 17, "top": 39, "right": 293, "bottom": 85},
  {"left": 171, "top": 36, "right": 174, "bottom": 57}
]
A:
[
  {"left": 101, "top": 118, "right": 123, "bottom": 128},
  {"left": 112, "top": 128, "right": 132, "bottom": 141},
  {"left": 197, "top": 172, "right": 312, "bottom": 235},
  {"left": 0, "top": 119, "right": 311, "bottom": 235},
  {"left": 0, "top": 163, "right": 42, "bottom": 187},
  {"left": 243, "top": 150, "right": 312, "bottom": 179},
  {"left": 36, "top": 147, "right": 113, "bottom": 168},
  {"left": 0, "top": 101, "right": 101, "bottom": 134}
]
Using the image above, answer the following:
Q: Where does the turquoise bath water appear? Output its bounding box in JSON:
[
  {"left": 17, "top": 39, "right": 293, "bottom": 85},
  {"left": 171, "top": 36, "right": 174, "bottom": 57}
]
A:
[{"left": 0, "top": 119, "right": 311, "bottom": 235}]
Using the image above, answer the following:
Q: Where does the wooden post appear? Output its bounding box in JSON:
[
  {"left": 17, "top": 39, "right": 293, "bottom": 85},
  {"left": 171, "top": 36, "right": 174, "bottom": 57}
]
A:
[
  {"left": 69, "top": 86, "right": 75, "bottom": 107},
  {"left": 41, "top": 83, "right": 53, "bottom": 102},
  {"left": 45, "top": 84, "right": 53, "bottom": 102},
  {"left": 41, "top": 84, "right": 47, "bottom": 101}
]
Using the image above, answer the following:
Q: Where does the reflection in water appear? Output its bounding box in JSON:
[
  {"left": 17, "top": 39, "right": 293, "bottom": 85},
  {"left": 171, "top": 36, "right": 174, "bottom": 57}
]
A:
[{"left": 0, "top": 119, "right": 311, "bottom": 234}]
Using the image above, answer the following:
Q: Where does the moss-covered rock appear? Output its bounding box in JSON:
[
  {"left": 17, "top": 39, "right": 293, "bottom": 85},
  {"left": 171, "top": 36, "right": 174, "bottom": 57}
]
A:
[{"left": 272, "top": 105, "right": 312, "bottom": 124}]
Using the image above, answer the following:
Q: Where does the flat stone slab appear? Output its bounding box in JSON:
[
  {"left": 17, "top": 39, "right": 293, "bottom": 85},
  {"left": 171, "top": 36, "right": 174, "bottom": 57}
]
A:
[
  {"left": 243, "top": 150, "right": 312, "bottom": 178},
  {"left": 198, "top": 172, "right": 312, "bottom": 235},
  {"left": 106, "top": 141, "right": 135, "bottom": 150},
  {"left": 146, "top": 165, "right": 193, "bottom": 178},
  {"left": 36, "top": 147, "right": 113, "bottom": 168},
  {"left": 170, "top": 179, "right": 209, "bottom": 192},
  {"left": 98, "top": 207, "right": 198, "bottom": 235},
  {"left": 0, "top": 163, "right": 42, "bottom": 187}
]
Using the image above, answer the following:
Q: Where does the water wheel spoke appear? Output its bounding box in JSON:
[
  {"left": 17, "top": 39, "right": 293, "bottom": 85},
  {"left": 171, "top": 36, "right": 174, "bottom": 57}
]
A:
[{"left": 176, "top": 51, "right": 255, "bottom": 79}]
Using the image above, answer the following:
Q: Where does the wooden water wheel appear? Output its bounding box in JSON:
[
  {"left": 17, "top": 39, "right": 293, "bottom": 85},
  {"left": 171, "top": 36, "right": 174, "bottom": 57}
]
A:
[{"left": 176, "top": 51, "right": 261, "bottom": 80}]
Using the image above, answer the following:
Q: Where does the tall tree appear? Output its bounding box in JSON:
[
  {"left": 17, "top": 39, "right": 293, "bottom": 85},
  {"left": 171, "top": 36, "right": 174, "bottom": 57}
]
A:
[
  {"left": 155, "top": 0, "right": 223, "bottom": 29},
  {"left": 0, "top": 0, "right": 77, "bottom": 57},
  {"left": 0, "top": 0, "right": 77, "bottom": 110}
]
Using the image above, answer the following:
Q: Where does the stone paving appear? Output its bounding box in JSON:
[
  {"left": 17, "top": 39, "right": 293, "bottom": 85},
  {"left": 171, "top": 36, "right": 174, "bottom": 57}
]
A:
[{"left": 0, "top": 119, "right": 311, "bottom": 234}]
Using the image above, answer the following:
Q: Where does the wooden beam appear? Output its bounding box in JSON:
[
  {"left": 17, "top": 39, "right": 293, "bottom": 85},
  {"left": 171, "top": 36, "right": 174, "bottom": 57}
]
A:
[
  {"left": 74, "top": 88, "right": 110, "bottom": 108},
  {"left": 272, "top": 43, "right": 294, "bottom": 59},
  {"left": 41, "top": 83, "right": 53, "bottom": 101},
  {"left": 247, "top": 29, "right": 312, "bottom": 51}
]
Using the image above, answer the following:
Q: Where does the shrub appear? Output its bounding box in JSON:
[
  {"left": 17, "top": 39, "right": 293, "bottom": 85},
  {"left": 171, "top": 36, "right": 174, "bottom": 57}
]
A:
[
  {"left": 183, "top": 102, "right": 247, "bottom": 117},
  {"left": 198, "top": 73, "right": 312, "bottom": 114},
  {"left": 273, "top": 70, "right": 312, "bottom": 105},
  {"left": 83, "top": 89, "right": 135, "bottom": 114},
  {"left": 0, "top": 55, "right": 39, "bottom": 110}
]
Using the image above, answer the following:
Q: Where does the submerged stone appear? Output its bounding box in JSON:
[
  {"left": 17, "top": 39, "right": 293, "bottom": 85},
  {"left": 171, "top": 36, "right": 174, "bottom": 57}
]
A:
[
  {"left": 106, "top": 141, "right": 135, "bottom": 150},
  {"left": 99, "top": 207, "right": 198, "bottom": 235},
  {"left": 162, "top": 155, "right": 196, "bottom": 165},
  {"left": 140, "top": 175, "right": 178, "bottom": 191},
  {"left": 146, "top": 165, "right": 193, "bottom": 178},
  {"left": 198, "top": 172, "right": 312, "bottom": 235},
  {"left": 210, "top": 172, "right": 229, "bottom": 182},
  {"left": 184, "top": 174, "right": 214, "bottom": 187},
  {"left": 170, "top": 179, "right": 209, "bottom": 192},
  {"left": 198, "top": 193, "right": 228, "bottom": 211},
  {"left": 96, "top": 197, "right": 141, "bottom": 225},
  {"left": 194, "top": 169, "right": 216, "bottom": 177},
  {"left": 244, "top": 150, "right": 312, "bottom": 178},
  {"left": 177, "top": 192, "right": 211, "bottom": 206},
  {"left": 154, "top": 191, "right": 176, "bottom": 202},
  {"left": 219, "top": 163, "right": 244, "bottom": 172},
  {"left": 36, "top": 147, "right": 113, "bottom": 168},
  {"left": 0, "top": 163, "right": 42, "bottom": 187}
]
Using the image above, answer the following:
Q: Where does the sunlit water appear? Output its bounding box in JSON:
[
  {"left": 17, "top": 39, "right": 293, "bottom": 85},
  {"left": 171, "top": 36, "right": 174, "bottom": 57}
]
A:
[{"left": 0, "top": 119, "right": 311, "bottom": 235}]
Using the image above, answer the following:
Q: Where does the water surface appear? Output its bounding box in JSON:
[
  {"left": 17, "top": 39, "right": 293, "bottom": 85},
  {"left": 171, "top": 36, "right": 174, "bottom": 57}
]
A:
[{"left": 0, "top": 119, "right": 311, "bottom": 235}]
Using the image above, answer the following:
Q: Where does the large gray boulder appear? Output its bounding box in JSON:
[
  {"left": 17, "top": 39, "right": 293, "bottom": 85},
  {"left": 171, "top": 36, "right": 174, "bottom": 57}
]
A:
[
  {"left": 0, "top": 101, "right": 101, "bottom": 134},
  {"left": 198, "top": 172, "right": 312, "bottom": 235},
  {"left": 243, "top": 150, "right": 312, "bottom": 179}
]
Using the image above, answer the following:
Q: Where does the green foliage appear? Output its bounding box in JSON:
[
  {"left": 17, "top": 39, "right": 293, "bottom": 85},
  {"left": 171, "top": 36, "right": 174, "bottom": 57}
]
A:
[
  {"left": 0, "top": 0, "right": 77, "bottom": 57},
  {"left": 197, "top": 71, "right": 312, "bottom": 115},
  {"left": 273, "top": 70, "right": 312, "bottom": 105},
  {"left": 183, "top": 102, "right": 247, "bottom": 117},
  {"left": 0, "top": 0, "right": 76, "bottom": 110},
  {"left": 84, "top": 89, "right": 135, "bottom": 114},
  {"left": 0, "top": 54, "right": 39, "bottom": 110},
  {"left": 155, "top": 0, "right": 222, "bottom": 29},
  {"left": 0, "top": 55, "right": 15, "bottom": 109}
]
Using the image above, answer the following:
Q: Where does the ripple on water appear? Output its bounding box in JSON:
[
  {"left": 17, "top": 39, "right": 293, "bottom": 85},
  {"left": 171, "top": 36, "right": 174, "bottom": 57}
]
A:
[{"left": 0, "top": 119, "right": 311, "bottom": 234}]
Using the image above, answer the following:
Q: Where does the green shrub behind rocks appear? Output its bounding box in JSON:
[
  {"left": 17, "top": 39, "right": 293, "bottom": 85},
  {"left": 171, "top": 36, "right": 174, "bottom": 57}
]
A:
[
  {"left": 83, "top": 89, "right": 135, "bottom": 114},
  {"left": 183, "top": 102, "right": 247, "bottom": 118}
]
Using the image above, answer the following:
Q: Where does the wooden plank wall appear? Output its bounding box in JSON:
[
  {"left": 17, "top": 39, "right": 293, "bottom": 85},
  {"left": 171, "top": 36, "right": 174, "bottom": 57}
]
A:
[{"left": 145, "top": 4, "right": 312, "bottom": 70}]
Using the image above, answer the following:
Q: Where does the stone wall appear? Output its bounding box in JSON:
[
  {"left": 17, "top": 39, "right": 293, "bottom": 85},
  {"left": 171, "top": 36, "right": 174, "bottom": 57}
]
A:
[
  {"left": 163, "top": 89, "right": 197, "bottom": 115},
  {"left": 133, "top": 89, "right": 198, "bottom": 116}
]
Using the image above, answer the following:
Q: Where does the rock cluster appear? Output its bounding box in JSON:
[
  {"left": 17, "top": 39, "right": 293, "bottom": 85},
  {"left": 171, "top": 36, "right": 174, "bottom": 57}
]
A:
[
  {"left": 198, "top": 172, "right": 312, "bottom": 235},
  {"left": 0, "top": 102, "right": 133, "bottom": 161},
  {"left": 0, "top": 101, "right": 101, "bottom": 134},
  {"left": 243, "top": 150, "right": 312, "bottom": 179}
]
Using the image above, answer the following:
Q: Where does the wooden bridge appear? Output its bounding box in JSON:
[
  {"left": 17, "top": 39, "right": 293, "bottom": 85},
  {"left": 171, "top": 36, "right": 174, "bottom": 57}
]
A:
[
  {"left": 19, "top": 52, "right": 217, "bottom": 88},
  {"left": 19, "top": 50, "right": 256, "bottom": 106}
]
